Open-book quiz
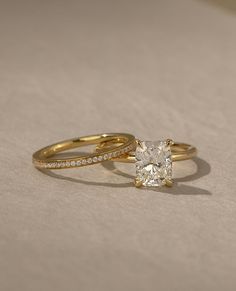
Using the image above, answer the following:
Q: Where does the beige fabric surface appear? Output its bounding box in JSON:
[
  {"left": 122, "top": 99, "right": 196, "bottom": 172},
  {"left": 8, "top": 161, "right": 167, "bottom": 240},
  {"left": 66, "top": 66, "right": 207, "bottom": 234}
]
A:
[{"left": 0, "top": 0, "right": 236, "bottom": 290}]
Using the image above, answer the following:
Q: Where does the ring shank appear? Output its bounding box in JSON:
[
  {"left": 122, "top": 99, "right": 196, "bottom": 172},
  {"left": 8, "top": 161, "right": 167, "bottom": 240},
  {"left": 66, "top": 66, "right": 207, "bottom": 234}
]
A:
[
  {"left": 32, "top": 133, "right": 136, "bottom": 169},
  {"left": 171, "top": 143, "right": 197, "bottom": 161}
]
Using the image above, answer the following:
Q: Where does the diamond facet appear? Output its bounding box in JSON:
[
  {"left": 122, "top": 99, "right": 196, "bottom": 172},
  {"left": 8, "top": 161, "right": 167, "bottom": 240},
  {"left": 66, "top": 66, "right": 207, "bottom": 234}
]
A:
[{"left": 135, "top": 140, "right": 172, "bottom": 187}]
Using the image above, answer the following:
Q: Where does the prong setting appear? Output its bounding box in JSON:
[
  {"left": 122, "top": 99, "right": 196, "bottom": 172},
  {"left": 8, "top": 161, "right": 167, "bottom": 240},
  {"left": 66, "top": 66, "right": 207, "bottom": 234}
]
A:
[
  {"left": 165, "top": 179, "right": 173, "bottom": 187},
  {"left": 136, "top": 139, "right": 143, "bottom": 148},
  {"left": 166, "top": 139, "right": 174, "bottom": 146},
  {"left": 134, "top": 178, "right": 143, "bottom": 188}
]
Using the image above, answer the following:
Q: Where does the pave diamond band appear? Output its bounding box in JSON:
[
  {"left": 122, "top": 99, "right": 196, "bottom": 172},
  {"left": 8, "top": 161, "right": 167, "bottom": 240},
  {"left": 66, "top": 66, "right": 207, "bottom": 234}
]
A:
[{"left": 32, "top": 133, "right": 136, "bottom": 170}]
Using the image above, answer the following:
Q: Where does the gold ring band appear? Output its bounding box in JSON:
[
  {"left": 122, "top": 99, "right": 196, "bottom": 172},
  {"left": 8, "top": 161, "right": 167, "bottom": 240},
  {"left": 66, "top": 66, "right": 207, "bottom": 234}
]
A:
[{"left": 32, "top": 133, "right": 136, "bottom": 169}]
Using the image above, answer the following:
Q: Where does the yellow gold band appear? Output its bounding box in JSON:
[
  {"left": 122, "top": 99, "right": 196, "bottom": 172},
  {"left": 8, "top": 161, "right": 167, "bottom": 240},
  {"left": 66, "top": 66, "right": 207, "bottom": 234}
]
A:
[{"left": 32, "top": 133, "right": 136, "bottom": 170}]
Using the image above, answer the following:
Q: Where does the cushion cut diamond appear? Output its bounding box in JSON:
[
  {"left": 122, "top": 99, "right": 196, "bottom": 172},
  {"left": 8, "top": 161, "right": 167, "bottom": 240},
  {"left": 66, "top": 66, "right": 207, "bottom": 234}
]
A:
[{"left": 135, "top": 140, "right": 172, "bottom": 187}]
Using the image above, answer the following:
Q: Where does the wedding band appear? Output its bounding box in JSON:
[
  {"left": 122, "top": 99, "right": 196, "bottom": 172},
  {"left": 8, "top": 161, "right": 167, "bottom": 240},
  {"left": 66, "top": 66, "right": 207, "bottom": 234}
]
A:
[
  {"left": 32, "top": 133, "right": 136, "bottom": 169},
  {"left": 96, "top": 138, "right": 197, "bottom": 188}
]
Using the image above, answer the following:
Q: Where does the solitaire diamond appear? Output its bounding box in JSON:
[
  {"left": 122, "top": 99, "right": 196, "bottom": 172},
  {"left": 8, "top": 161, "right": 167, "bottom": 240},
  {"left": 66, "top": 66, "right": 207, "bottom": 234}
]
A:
[{"left": 135, "top": 140, "right": 172, "bottom": 187}]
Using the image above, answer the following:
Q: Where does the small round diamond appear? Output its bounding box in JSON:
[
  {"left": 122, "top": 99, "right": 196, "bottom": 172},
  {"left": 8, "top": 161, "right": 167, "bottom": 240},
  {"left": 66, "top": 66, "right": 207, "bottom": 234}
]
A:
[
  {"left": 66, "top": 161, "right": 70, "bottom": 167},
  {"left": 70, "top": 161, "right": 76, "bottom": 167},
  {"left": 103, "top": 154, "right": 108, "bottom": 160},
  {"left": 93, "top": 157, "right": 98, "bottom": 163},
  {"left": 108, "top": 153, "right": 113, "bottom": 159},
  {"left": 61, "top": 162, "right": 66, "bottom": 167},
  {"left": 87, "top": 158, "right": 93, "bottom": 164},
  {"left": 82, "top": 159, "right": 87, "bottom": 165},
  {"left": 76, "top": 160, "right": 81, "bottom": 166},
  {"left": 98, "top": 156, "right": 103, "bottom": 162}
]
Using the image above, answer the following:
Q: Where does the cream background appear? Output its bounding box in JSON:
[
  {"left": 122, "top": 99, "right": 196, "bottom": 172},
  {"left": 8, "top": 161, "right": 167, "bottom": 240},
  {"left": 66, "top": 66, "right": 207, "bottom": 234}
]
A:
[{"left": 0, "top": 0, "right": 236, "bottom": 290}]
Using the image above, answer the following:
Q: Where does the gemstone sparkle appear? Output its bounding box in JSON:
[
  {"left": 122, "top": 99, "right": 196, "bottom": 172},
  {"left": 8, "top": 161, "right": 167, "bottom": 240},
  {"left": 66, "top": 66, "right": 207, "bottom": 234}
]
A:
[{"left": 135, "top": 140, "right": 172, "bottom": 187}]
